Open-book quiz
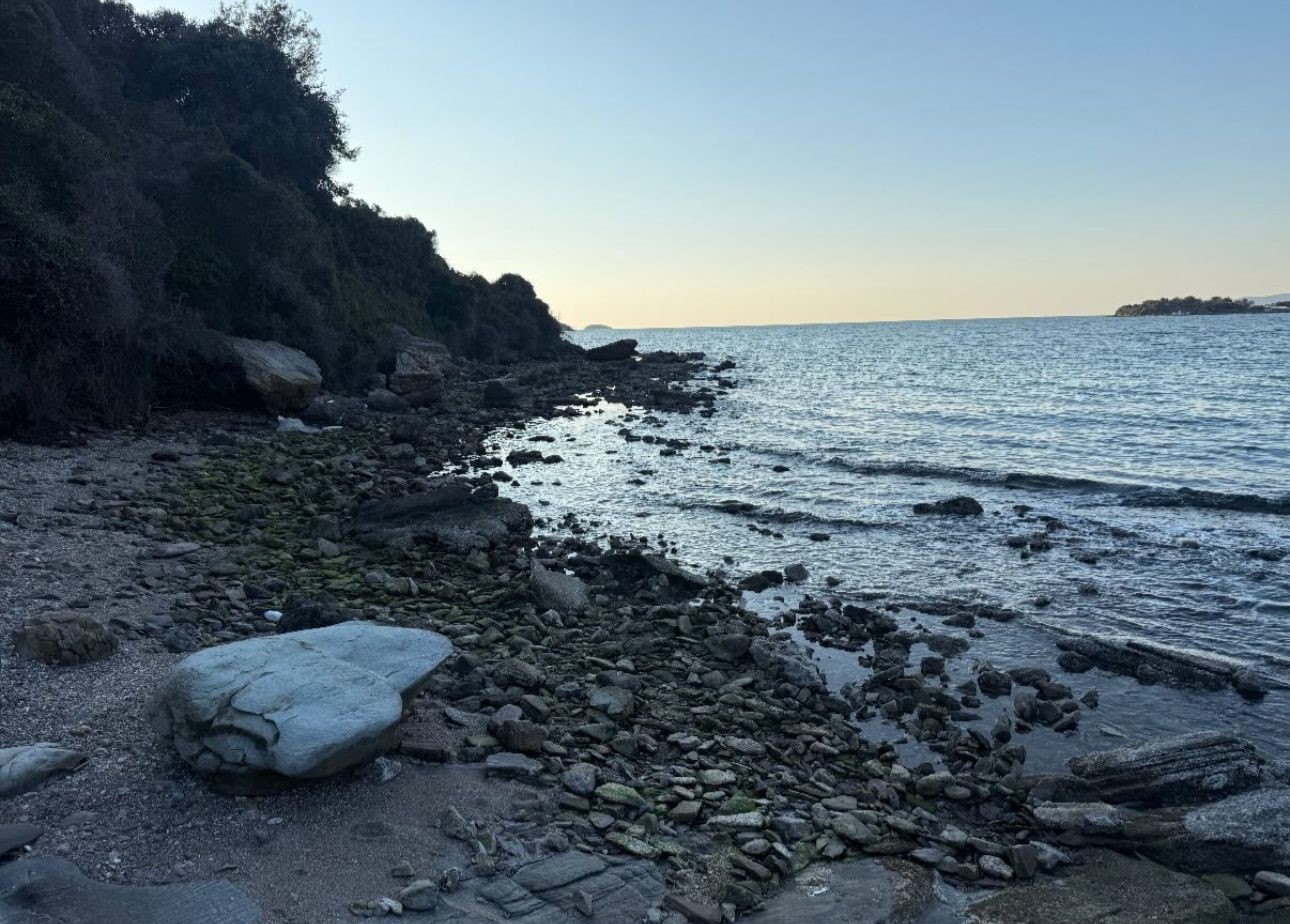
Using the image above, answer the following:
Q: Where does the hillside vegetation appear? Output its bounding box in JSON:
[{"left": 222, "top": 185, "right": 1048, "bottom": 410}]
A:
[{"left": 0, "top": 0, "right": 569, "bottom": 435}]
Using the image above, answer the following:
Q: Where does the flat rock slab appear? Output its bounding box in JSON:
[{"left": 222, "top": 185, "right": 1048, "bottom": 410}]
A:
[
  {"left": 0, "top": 856, "right": 261, "bottom": 924},
  {"left": 1067, "top": 732, "right": 1277, "bottom": 807},
  {"left": 0, "top": 744, "right": 87, "bottom": 798},
  {"left": 443, "top": 853, "right": 663, "bottom": 923},
  {"left": 968, "top": 849, "right": 1233, "bottom": 924},
  {"left": 1127, "top": 786, "right": 1290, "bottom": 873},
  {"left": 747, "top": 859, "right": 942, "bottom": 924},
  {"left": 0, "top": 824, "right": 42, "bottom": 856},
  {"left": 149, "top": 622, "right": 451, "bottom": 788}
]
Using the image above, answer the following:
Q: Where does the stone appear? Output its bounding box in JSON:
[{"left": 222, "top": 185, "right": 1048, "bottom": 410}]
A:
[
  {"left": 977, "top": 669, "right": 1013, "bottom": 696},
  {"left": 1067, "top": 732, "right": 1278, "bottom": 807},
  {"left": 0, "top": 744, "right": 87, "bottom": 798},
  {"left": 222, "top": 336, "right": 322, "bottom": 414},
  {"left": 531, "top": 563, "right": 590, "bottom": 615},
  {"left": 562, "top": 762, "right": 598, "bottom": 796},
  {"left": 749, "top": 637, "right": 826, "bottom": 691},
  {"left": 352, "top": 477, "right": 532, "bottom": 552},
  {"left": 396, "top": 880, "right": 439, "bottom": 911},
  {"left": 497, "top": 719, "right": 546, "bottom": 755},
  {"left": 967, "top": 849, "right": 1233, "bottom": 924},
  {"left": 1254, "top": 871, "right": 1290, "bottom": 897},
  {"left": 385, "top": 332, "right": 449, "bottom": 406},
  {"left": 0, "top": 823, "right": 42, "bottom": 856},
  {"left": 11, "top": 613, "right": 118, "bottom": 666},
  {"left": 912, "top": 495, "right": 983, "bottom": 516},
  {"left": 585, "top": 339, "right": 638, "bottom": 362},
  {"left": 595, "top": 783, "right": 646, "bottom": 809},
  {"left": 1032, "top": 802, "right": 1125, "bottom": 836},
  {"left": 148, "top": 622, "right": 451, "bottom": 789},
  {"left": 483, "top": 378, "right": 530, "bottom": 408},
  {"left": 364, "top": 388, "right": 409, "bottom": 413},
  {"left": 1056, "top": 634, "right": 1276, "bottom": 697},
  {"left": 979, "top": 855, "right": 1014, "bottom": 881},
  {"left": 1129, "top": 786, "right": 1290, "bottom": 873},
  {"left": 588, "top": 685, "right": 635, "bottom": 719},
  {"left": 665, "top": 894, "right": 723, "bottom": 923},
  {"left": 783, "top": 563, "right": 809, "bottom": 582},
  {"left": 0, "top": 856, "right": 260, "bottom": 924},
  {"left": 484, "top": 752, "right": 543, "bottom": 780}
]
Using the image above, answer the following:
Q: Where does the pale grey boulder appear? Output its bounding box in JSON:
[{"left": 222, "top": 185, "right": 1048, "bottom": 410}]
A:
[
  {"left": 0, "top": 745, "right": 87, "bottom": 798},
  {"left": 149, "top": 622, "right": 451, "bottom": 789},
  {"left": 223, "top": 336, "right": 322, "bottom": 414}
]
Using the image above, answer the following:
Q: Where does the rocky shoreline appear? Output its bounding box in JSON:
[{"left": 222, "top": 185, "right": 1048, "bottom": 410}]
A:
[{"left": 3, "top": 344, "right": 1289, "bottom": 923}]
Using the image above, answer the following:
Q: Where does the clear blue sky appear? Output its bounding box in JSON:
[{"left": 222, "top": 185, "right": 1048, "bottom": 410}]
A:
[{"left": 136, "top": 1, "right": 1290, "bottom": 328}]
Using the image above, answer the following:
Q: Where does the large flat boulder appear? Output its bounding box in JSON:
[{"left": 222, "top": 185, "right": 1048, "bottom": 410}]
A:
[
  {"left": 149, "top": 622, "right": 451, "bottom": 790},
  {"left": 1066, "top": 732, "right": 1279, "bottom": 807},
  {"left": 1055, "top": 634, "right": 1277, "bottom": 697},
  {"left": 0, "top": 856, "right": 261, "bottom": 924},
  {"left": 1126, "top": 787, "right": 1290, "bottom": 873},
  {"left": 968, "top": 849, "right": 1233, "bottom": 924},
  {"left": 223, "top": 336, "right": 322, "bottom": 414}
]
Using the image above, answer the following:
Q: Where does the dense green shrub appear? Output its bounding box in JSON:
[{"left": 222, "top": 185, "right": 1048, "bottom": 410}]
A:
[{"left": 0, "top": 0, "right": 568, "bottom": 435}]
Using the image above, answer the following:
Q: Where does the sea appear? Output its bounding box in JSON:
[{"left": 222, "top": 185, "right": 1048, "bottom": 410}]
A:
[{"left": 490, "top": 314, "right": 1290, "bottom": 769}]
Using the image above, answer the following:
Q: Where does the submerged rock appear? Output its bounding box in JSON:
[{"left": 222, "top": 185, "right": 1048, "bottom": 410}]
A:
[
  {"left": 1055, "top": 634, "right": 1277, "bottom": 697},
  {"left": 149, "top": 622, "right": 452, "bottom": 790},
  {"left": 912, "top": 495, "right": 983, "bottom": 516}
]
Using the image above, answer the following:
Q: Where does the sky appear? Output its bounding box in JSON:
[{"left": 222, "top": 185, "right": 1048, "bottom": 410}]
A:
[{"left": 135, "top": 1, "right": 1290, "bottom": 329}]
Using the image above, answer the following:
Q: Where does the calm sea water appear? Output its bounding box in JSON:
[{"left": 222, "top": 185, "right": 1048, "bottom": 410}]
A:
[{"left": 493, "top": 314, "right": 1290, "bottom": 764}]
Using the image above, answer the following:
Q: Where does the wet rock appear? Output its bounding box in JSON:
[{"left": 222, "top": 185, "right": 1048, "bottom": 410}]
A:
[
  {"left": 0, "top": 856, "right": 260, "bottom": 923},
  {"left": 364, "top": 388, "right": 409, "bottom": 413},
  {"left": 912, "top": 496, "right": 983, "bottom": 516},
  {"left": 1066, "top": 732, "right": 1279, "bottom": 807},
  {"left": 12, "top": 612, "right": 118, "bottom": 666},
  {"left": 1056, "top": 634, "right": 1276, "bottom": 698},
  {"left": 977, "top": 669, "right": 1013, "bottom": 696},
  {"left": 585, "top": 339, "right": 638, "bottom": 362},
  {"left": 149, "top": 622, "right": 452, "bottom": 790},
  {"left": 0, "top": 744, "right": 87, "bottom": 798}
]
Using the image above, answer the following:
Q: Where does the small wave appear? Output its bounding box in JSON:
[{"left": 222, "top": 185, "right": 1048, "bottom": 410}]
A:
[{"left": 821, "top": 458, "right": 1290, "bottom": 515}]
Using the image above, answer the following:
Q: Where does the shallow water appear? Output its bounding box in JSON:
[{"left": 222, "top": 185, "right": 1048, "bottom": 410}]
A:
[{"left": 491, "top": 315, "right": 1290, "bottom": 765}]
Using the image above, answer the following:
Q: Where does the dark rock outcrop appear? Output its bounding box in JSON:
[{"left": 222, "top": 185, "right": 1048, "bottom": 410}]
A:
[
  {"left": 912, "top": 495, "right": 983, "bottom": 516},
  {"left": 585, "top": 339, "right": 638, "bottom": 362}
]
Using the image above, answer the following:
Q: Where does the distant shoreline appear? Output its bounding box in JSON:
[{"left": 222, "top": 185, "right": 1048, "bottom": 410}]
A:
[{"left": 1115, "top": 295, "right": 1290, "bottom": 317}]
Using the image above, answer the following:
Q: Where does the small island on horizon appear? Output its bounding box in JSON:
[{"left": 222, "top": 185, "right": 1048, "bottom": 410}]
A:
[
  {"left": 1115, "top": 295, "right": 1290, "bottom": 317},
  {"left": 583, "top": 323, "right": 614, "bottom": 330}
]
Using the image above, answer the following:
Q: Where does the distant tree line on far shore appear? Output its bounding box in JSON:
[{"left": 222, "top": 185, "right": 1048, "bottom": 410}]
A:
[{"left": 1114, "top": 296, "right": 1287, "bottom": 317}]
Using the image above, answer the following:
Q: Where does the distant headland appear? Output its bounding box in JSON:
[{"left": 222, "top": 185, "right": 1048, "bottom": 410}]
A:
[
  {"left": 1115, "top": 295, "right": 1290, "bottom": 317},
  {"left": 583, "top": 323, "right": 614, "bottom": 330}
]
